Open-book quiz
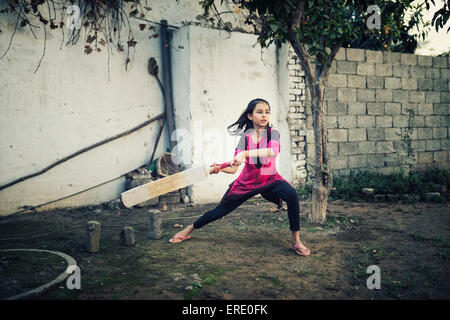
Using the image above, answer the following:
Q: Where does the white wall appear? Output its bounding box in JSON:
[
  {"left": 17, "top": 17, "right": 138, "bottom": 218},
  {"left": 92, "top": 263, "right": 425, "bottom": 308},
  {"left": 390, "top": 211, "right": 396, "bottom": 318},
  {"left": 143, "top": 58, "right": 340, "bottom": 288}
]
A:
[{"left": 172, "top": 25, "right": 293, "bottom": 204}]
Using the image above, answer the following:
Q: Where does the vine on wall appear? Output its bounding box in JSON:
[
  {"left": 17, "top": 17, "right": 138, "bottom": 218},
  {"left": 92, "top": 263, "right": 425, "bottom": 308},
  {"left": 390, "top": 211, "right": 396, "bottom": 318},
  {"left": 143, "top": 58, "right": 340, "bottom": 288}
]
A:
[{"left": 0, "top": 0, "right": 161, "bottom": 72}]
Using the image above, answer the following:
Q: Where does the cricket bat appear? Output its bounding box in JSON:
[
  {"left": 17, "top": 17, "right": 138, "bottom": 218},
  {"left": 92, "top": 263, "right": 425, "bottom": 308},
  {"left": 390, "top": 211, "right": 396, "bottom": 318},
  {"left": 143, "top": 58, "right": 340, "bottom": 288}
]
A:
[{"left": 121, "top": 162, "right": 233, "bottom": 208}]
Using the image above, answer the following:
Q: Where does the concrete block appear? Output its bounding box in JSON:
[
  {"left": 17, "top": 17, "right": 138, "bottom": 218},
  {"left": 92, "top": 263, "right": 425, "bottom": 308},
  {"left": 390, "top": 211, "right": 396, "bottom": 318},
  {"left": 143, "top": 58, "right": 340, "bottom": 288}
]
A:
[
  {"left": 434, "top": 151, "right": 448, "bottom": 162},
  {"left": 418, "top": 78, "right": 434, "bottom": 91},
  {"left": 413, "top": 115, "right": 425, "bottom": 127},
  {"left": 401, "top": 78, "right": 418, "bottom": 90},
  {"left": 426, "top": 68, "right": 441, "bottom": 79},
  {"left": 327, "top": 142, "right": 339, "bottom": 156},
  {"left": 412, "top": 140, "right": 427, "bottom": 152},
  {"left": 409, "top": 91, "right": 426, "bottom": 103},
  {"left": 348, "top": 102, "right": 366, "bottom": 115},
  {"left": 357, "top": 89, "right": 376, "bottom": 102},
  {"left": 367, "top": 128, "right": 385, "bottom": 141},
  {"left": 376, "top": 89, "right": 393, "bottom": 102},
  {"left": 337, "top": 61, "right": 357, "bottom": 74},
  {"left": 328, "top": 129, "right": 347, "bottom": 142},
  {"left": 346, "top": 48, "right": 365, "bottom": 61},
  {"left": 426, "top": 116, "right": 441, "bottom": 127},
  {"left": 393, "top": 115, "right": 409, "bottom": 127},
  {"left": 376, "top": 115, "right": 393, "bottom": 128},
  {"left": 368, "top": 154, "right": 385, "bottom": 167},
  {"left": 328, "top": 73, "right": 348, "bottom": 87},
  {"left": 417, "top": 152, "right": 433, "bottom": 164},
  {"left": 148, "top": 209, "right": 163, "bottom": 239},
  {"left": 384, "top": 103, "right": 401, "bottom": 115},
  {"left": 366, "top": 50, "right": 383, "bottom": 63},
  {"left": 330, "top": 156, "right": 348, "bottom": 169},
  {"left": 401, "top": 53, "right": 417, "bottom": 66},
  {"left": 325, "top": 116, "right": 338, "bottom": 128},
  {"left": 417, "top": 128, "right": 433, "bottom": 140},
  {"left": 432, "top": 56, "right": 448, "bottom": 68},
  {"left": 418, "top": 55, "right": 432, "bottom": 67},
  {"left": 357, "top": 115, "right": 376, "bottom": 128},
  {"left": 392, "top": 90, "right": 409, "bottom": 103},
  {"left": 410, "top": 66, "right": 426, "bottom": 79},
  {"left": 433, "top": 104, "right": 450, "bottom": 115},
  {"left": 425, "top": 91, "right": 440, "bottom": 103},
  {"left": 349, "top": 155, "right": 368, "bottom": 168},
  {"left": 367, "top": 76, "right": 384, "bottom": 88},
  {"left": 338, "top": 115, "right": 357, "bottom": 128},
  {"left": 324, "top": 87, "right": 338, "bottom": 101},
  {"left": 367, "top": 102, "right": 384, "bottom": 115},
  {"left": 376, "top": 141, "right": 395, "bottom": 153},
  {"left": 400, "top": 102, "right": 417, "bottom": 115},
  {"left": 339, "top": 142, "right": 358, "bottom": 155},
  {"left": 383, "top": 52, "right": 401, "bottom": 65},
  {"left": 393, "top": 65, "right": 409, "bottom": 77},
  {"left": 327, "top": 101, "right": 348, "bottom": 115},
  {"left": 348, "top": 128, "right": 366, "bottom": 141},
  {"left": 418, "top": 103, "right": 433, "bottom": 115},
  {"left": 120, "top": 226, "right": 135, "bottom": 246},
  {"left": 384, "top": 128, "right": 401, "bottom": 140},
  {"left": 375, "top": 63, "right": 392, "bottom": 77},
  {"left": 433, "top": 127, "right": 448, "bottom": 139},
  {"left": 434, "top": 80, "right": 448, "bottom": 91},
  {"left": 426, "top": 140, "right": 441, "bottom": 151},
  {"left": 86, "top": 221, "right": 101, "bottom": 253},
  {"left": 441, "top": 92, "right": 450, "bottom": 103},
  {"left": 385, "top": 77, "right": 402, "bottom": 89},
  {"left": 358, "top": 141, "right": 376, "bottom": 154},
  {"left": 441, "top": 115, "right": 450, "bottom": 126},
  {"left": 347, "top": 75, "right": 366, "bottom": 88},
  {"left": 357, "top": 63, "right": 375, "bottom": 76},
  {"left": 338, "top": 88, "right": 357, "bottom": 102}
]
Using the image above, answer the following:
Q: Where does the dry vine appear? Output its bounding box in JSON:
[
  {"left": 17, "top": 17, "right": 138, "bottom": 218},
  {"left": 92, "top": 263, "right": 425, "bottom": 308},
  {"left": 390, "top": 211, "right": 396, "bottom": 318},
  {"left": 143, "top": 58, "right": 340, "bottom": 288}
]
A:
[{"left": 0, "top": 0, "right": 162, "bottom": 74}]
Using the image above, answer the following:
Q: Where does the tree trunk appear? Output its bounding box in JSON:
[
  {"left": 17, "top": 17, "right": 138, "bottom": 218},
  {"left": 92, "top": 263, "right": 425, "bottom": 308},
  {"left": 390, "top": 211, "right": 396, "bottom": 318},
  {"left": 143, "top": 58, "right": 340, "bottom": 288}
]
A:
[{"left": 307, "top": 84, "right": 332, "bottom": 223}]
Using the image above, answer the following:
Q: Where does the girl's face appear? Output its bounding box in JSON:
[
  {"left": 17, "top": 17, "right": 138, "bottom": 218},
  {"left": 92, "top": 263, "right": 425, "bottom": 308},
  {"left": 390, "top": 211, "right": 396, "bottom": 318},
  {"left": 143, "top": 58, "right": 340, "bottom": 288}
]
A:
[{"left": 248, "top": 102, "right": 270, "bottom": 129}]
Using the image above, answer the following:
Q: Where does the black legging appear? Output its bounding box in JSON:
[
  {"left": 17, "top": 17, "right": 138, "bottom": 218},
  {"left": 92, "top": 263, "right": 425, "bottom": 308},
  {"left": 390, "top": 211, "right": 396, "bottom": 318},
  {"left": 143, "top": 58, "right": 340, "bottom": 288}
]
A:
[{"left": 193, "top": 180, "right": 301, "bottom": 231}]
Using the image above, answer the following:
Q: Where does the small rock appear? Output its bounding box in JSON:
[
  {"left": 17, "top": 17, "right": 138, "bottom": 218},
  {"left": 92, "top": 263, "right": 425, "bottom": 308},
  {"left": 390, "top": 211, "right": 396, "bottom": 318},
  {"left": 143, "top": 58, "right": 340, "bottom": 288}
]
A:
[
  {"left": 174, "top": 224, "right": 183, "bottom": 228},
  {"left": 362, "top": 188, "right": 374, "bottom": 195},
  {"left": 94, "top": 209, "right": 102, "bottom": 213},
  {"left": 185, "top": 285, "right": 193, "bottom": 291},
  {"left": 171, "top": 273, "right": 185, "bottom": 281},
  {"left": 182, "top": 195, "right": 190, "bottom": 204},
  {"left": 187, "top": 203, "right": 194, "bottom": 207}
]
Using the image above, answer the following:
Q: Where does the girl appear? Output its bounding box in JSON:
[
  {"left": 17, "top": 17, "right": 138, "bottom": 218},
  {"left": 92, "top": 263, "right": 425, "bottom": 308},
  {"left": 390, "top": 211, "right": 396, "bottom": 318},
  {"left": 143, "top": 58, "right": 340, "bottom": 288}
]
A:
[{"left": 169, "top": 98, "right": 310, "bottom": 256}]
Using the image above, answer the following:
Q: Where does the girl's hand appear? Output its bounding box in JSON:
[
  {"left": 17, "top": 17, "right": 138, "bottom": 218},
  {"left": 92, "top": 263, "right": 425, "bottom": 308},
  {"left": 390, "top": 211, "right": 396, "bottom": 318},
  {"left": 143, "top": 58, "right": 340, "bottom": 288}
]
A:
[
  {"left": 234, "top": 151, "right": 246, "bottom": 165},
  {"left": 210, "top": 162, "right": 221, "bottom": 174}
]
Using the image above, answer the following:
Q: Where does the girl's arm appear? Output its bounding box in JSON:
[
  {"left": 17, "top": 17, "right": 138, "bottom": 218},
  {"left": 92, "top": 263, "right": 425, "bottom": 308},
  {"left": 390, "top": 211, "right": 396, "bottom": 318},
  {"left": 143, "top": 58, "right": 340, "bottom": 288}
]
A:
[{"left": 220, "top": 166, "right": 238, "bottom": 174}]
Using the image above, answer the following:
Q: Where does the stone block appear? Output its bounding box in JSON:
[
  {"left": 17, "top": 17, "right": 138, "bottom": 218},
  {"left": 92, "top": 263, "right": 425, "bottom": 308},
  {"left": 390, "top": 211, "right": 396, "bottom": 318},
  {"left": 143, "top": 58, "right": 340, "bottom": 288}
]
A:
[
  {"left": 327, "top": 73, "right": 348, "bottom": 87},
  {"left": 393, "top": 115, "right": 409, "bottom": 127},
  {"left": 375, "top": 63, "right": 392, "bottom": 77},
  {"left": 357, "top": 115, "right": 376, "bottom": 128},
  {"left": 426, "top": 140, "right": 441, "bottom": 151},
  {"left": 434, "top": 103, "right": 449, "bottom": 115},
  {"left": 425, "top": 91, "right": 440, "bottom": 103},
  {"left": 433, "top": 127, "right": 448, "bottom": 139},
  {"left": 384, "top": 77, "right": 402, "bottom": 89},
  {"left": 401, "top": 78, "right": 418, "bottom": 90},
  {"left": 410, "top": 66, "right": 426, "bottom": 79},
  {"left": 417, "top": 128, "right": 433, "bottom": 140},
  {"left": 357, "top": 89, "right": 376, "bottom": 102},
  {"left": 366, "top": 50, "right": 383, "bottom": 63},
  {"left": 86, "top": 221, "right": 101, "bottom": 253},
  {"left": 348, "top": 128, "right": 367, "bottom": 141},
  {"left": 425, "top": 68, "right": 441, "bottom": 79},
  {"left": 384, "top": 103, "right": 401, "bottom": 115},
  {"left": 392, "top": 90, "right": 409, "bottom": 103},
  {"left": 349, "top": 155, "right": 368, "bottom": 168},
  {"left": 339, "top": 142, "right": 358, "bottom": 155},
  {"left": 358, "top": 141, "right": 376, "bottom": 154},
  {"left": 348, "top": 102, "right": 366, "bottom": 115},
  {"left": 347, "top": 75, "right": 366, "bottom": 88},
  {"left": 376, "top": 141, "right": 395, "bottom": 153},
  {"left": 376, "top": 89, "right": 393, "bottom": 102},
  {"left": 367, "top": 76, "right": 384, "bottom": 88},
  {"left": 337, "top": 61, "right": 357, "bottom": 74},
  {"left": 383, "top": 52, "right": 401, "bottom": 65},
  {"left": 357, "top": 63, "right": 375, "bottom": 76},
  {"left": 328, "top": 129, "right": 347, "bottom": 142},
  {"left": 327, "top": 142, "right": 339, "bottom": 156},
  {"left": 392, "top": 65, "right": 409, "bottom": 78},
  {"left": 324, "top": 87, "right": 338, "bottom": 101},
  {"left": 120, "top": 226, "right": 135, "bottom": 246},
  {"left": 418, "top": 103, "right": 433, "bottom": 115},
  {"left": 441, "top": 115, "right": 450, "bottom": 126},
  {"left": 376, "top": 116, "right": 393, "bottom": 128},
  {"left": 434, "top": 80, "right": 448, "bottom": 91},
  {"left": 367, "top": 128, "right": 385, "bottom": 141},
  {"left": 418, "top": 55, "right": 432, "bottom": 67},
  {"left": 409, "top": 91, "right": 426, "bottom": 103},
  {"left": 338, "top": 115, "right": 357, "bottom": 128},
  {"left": 327, "top": 101, "right": 348, "bottom": 115},
  {"left": 148, "top": 209, "right": 163, "bottom": 239},
  {"left": 346, "top": 48, "right": 365, "bottom": 61},
  {"left": 325, "top": 116, "right": 338, "bottom": 128},
  {"left": 401, "top": 53, "right": 417, "bottom": 66},
  {"left": 368, "top": 154, "right": 385, "bottom": 167},
  {"left": 418, "top": 78, "right": 434, "bottom": 91},
  {"left": 434, "top": 151, "right": 448, "bottom": 163},
  {"left": 159, "top": 191, "right": 181, "bottom": 204},
  {"left": 367, "top": 102, "right": 384, "bottom": 115},
  {"left": 441, "top": 92, "right": 450, "bottom": 103},
  {"left": 338, "top": 88, "right": 357, "bottom": 102},
  {"left": 330, "top": 156, "right": 348, "bottom": 169},
  {"left": 432, "top": 56, "right": 448, "bottom": 68},
  {"left": 417, "top": 152, "right": 433, "bottom": 164},
  {"left": 384, "top": 128, "right": 401, "bottom": 140},
  {"left": 426, "top": 116, "right": 441, "bottom": 127}
]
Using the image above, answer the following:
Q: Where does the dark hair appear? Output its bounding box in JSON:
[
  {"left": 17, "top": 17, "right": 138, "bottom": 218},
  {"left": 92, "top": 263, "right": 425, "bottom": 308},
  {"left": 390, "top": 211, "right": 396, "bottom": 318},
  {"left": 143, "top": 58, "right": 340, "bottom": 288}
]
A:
[{"left": 227, "top": 98, "right": 272, "bottom": 136}]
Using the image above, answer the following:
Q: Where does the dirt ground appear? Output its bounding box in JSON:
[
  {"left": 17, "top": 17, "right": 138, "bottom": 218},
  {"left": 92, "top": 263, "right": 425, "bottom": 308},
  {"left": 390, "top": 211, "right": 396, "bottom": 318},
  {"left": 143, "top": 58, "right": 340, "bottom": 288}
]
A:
[{"left": 0, "top": 197, "right": 449, "bottom": 300}]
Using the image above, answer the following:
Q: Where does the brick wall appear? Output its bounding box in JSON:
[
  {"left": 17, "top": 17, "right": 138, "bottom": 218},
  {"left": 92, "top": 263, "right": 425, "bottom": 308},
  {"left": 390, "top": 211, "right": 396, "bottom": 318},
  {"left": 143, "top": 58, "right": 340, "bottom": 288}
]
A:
[{"left": 288, "top": 46, "right": 449, "bottom": 182}]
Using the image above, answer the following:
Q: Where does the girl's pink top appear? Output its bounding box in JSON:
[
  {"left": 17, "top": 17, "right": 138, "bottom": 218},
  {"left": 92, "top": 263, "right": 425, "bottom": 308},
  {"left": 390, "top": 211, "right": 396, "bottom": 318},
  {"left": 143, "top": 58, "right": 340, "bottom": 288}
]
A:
[{"left": 219, "top": 127, "right": 290, "bottom": 205}]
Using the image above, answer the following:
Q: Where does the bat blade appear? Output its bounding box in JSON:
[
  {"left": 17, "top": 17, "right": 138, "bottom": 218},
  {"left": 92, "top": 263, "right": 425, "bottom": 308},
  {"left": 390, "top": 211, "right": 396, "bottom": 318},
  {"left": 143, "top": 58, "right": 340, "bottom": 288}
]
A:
[{"left": 120, "top": 162, "right": 231, "bottom": 208}]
